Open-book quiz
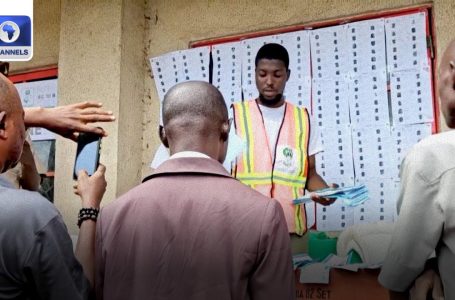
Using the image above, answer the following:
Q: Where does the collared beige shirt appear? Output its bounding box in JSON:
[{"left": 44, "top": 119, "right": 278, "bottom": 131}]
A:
[{"left": 379, "top": 130, "right": 455, "bottom": 298}]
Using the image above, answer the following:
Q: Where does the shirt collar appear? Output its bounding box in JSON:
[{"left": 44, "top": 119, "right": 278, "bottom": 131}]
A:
[{"left": 169, "top": 151, "right": 211, "bottom": 160}]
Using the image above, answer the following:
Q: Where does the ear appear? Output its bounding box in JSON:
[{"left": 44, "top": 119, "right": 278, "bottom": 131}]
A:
[
  {"left": 286, "top": 69, "right": 291, "bottom": 82},
  {"left": 220, "top": 121, "right": 229, "bottom": 142},
  {"left": 159, "top": 125, "right": 169, "bottom": 148},
  {"left": 0, "top": 111, "right": 6, "bottom": 139}
]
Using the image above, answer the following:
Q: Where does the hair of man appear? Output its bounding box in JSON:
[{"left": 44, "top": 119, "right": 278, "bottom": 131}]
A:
[{"left": 255, "top": 43, "right": 290, "bottom": 70}]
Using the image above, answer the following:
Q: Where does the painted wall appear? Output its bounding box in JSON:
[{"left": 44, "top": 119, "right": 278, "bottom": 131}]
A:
[{"left": 54, "top": 0, "right": 145, "bottom": 234}]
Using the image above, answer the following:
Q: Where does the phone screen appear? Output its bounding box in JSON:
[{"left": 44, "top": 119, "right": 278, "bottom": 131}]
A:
[{"left": 74, "top": 133, "right": 101, "bottom": 179}]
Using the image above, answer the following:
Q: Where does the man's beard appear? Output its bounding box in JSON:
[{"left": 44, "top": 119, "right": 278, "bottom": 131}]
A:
[{"left": 258, "top": 93, "right": 283, "bottom": 106}]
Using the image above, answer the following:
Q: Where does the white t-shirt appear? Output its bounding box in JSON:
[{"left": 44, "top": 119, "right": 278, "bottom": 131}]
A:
[
  {"left": 151, "top": 104, "right": 323, "bottom": 169},
  {"left": 258, "top": 103, "right": 321, "bottom": 157}
]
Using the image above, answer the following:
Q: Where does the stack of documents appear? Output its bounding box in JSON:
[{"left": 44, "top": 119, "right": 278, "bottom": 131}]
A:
[
  {"left": 295, "top": 253, "right": 381, "bottom": 284},
  {"left": 293, "top": 184, "right": 368, "bottom": 207}
]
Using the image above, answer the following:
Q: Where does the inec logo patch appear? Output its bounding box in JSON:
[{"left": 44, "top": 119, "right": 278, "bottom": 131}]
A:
[
  {"left": 282, "top": 147, "right": 293, "bottom": 161},
  {"left": 0, "top": 16, "right": 32, "bottom": 61},
  {"left": 275, "top": 145, "right": 298, "bottom": 174}
]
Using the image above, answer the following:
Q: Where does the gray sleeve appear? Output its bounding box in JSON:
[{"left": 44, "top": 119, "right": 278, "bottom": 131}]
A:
[
  {"left": 378, "top": 154, "right": 444, "bottom": 292},
  {"left": 249, "top": 200, "right": 296, "bottom": 300},
  {"left": 23, "top": 216, "right": 92, "bottom": 300}
]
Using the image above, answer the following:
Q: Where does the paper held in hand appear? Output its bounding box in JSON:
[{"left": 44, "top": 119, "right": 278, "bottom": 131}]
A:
[{"left": 293, "top": 184, "right": 368, "bottom": 207}]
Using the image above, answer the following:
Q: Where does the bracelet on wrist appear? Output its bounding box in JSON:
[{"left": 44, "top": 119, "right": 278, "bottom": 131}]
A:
[{"left": 77, "top": 207, "right": 100, "bottom": 228}]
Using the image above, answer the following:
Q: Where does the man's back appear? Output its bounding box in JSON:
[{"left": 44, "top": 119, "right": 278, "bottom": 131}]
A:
[
  {"left": 96, "top": 157, "right": 294, "bottom": 300},
  {"left": 379, "top": 130, "right": 455, "bottom": 297},
  {"left": 0, "top": 180, "right": 90, "bottom": 300}
]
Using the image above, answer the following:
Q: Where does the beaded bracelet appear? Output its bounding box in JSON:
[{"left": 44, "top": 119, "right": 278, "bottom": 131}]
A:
[{"left": 77, "top": 207, "right": 100, "bottom": 228}]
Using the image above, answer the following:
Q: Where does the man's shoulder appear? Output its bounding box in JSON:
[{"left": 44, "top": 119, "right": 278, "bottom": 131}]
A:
[
  {"left": 144, "top": 170, "right": 273, "bottom": 200},
  {"left": 408, "top": 130, "right": 455, "bottom": 158},
  {"left": 405, "top": 130, "right": 455, "bottom": 181},
  {"left": 104, "top": 171, "right": 275, "bottom": 214},
  {"left": 0, "top": 187, "right": 59, "bottom": 228},
  {"left": 284, "top": 100, "right": 308, "bottom": 111}
]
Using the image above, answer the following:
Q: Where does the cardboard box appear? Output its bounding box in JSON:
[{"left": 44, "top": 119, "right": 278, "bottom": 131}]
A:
[{"left": 295, "top": 268, "right": 389, "bottom": 299}]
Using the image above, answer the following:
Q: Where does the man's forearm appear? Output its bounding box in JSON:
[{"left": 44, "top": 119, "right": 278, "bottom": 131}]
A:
[
  {"left": 306, "top": 155, "right": 330, "bottom": 191},
  {"left": 75, "top": 219, "right": 97, "bottom": 287},
  {"left": 306, "top": 171, "right": 329, "bottom": 191},
  {"left": 24, "top": 107, "right": 47, "bottom": 127}
]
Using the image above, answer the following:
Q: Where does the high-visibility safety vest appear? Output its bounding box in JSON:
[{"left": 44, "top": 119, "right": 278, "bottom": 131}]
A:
[{"left": 232, "top": 99, "right": 310, "bottom": 235}]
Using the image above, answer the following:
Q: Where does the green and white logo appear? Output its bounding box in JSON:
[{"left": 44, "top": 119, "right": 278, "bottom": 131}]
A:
[{"left": 283, "top": 147, "right": 293, "bottom": 159}]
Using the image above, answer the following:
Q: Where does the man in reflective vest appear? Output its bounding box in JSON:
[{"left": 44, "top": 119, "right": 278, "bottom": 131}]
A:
[
  {"left": 232, "top": 43, "right": 335, "bottom": 252},
  {"left": 150, "top": 43, "right": 335, "bottom": 252}
]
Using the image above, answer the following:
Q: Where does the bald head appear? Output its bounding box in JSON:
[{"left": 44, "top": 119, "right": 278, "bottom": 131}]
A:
[
  {"left": 160, "top": 81, "right": 230, "bottom": 162},
  {"left": 0, "top": 73, "right": 25, "bottom": 173},
  {"left": 0, "top": 73, "right": 22, "bottom": 111},
  {"left": 163, "top": 81, "right": 228, "bottom": 126},
  {"left": 438, "top": 39, "right": 455, "bottom": 128}
]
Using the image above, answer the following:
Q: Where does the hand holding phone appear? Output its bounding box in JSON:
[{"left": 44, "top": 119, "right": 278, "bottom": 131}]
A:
[
  {"left": 73, "top": 132, "right": 102, "bottom": 180},
  {"left": 74, "top": 164, "right": 107, "bottom": 209}
]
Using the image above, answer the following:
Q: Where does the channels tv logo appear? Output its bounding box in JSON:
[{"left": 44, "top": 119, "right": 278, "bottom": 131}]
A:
[{"left": 0, "top": 16, "right": 32, "bottom": 61}]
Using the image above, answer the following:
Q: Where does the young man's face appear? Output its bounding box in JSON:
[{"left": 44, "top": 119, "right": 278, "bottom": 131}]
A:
[
  {"left": 439, "top": 43, "right": 455, "bottom": 129},
  {"left": 255, "top": 58, "right": 289, "bottom": 105}
]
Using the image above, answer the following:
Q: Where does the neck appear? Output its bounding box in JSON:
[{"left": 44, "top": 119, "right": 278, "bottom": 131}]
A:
[
  {"left": 258, "top": 94, "right": 285, "bottom": 108},
  {"left": 168, "top": 136, "right": 221, "bottom": 162}
]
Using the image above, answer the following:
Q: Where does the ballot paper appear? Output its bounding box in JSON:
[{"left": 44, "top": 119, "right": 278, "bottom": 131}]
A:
[
  {"left": 391, "top": 123, "right": 432, "bottom": 179},
  {"left": 312, "top": 78, "right": 350, "bottom": 128},
  {"left": 293, "top": 184, "right": 368, "bottom": 207},
  {"left": 349, "top": 72, "right": 389, "bottom": 127},
  {"left": 274, "top": 30, "right": 312, "bottom": 83},
  {"left": 385, "top": 12, "right": 429, "bottom": 72},
  {"left": 351, "top": 125, "right": 395, "bottom": 180},
  {"left": 284, "top": 79, "right": 312, "bottom": 110},
  {"left": 316, "top": 178, "right": 355, "bottom": 231},
  {"left": 315, "top": 125, "right": 355, "bottom": 181},
  {"left": 212, "top": 41, "right": 242, "bottom": 110},
  {"left": 354, "top": 178, "right": 399, "bottom": 223},
  {"left": 345, "top": 18, "right": 387, "bottom": 77},
  {"left": 389, "top": 68, "right": 434, "bottom": 125},
  {"left": 150, "top": 46, "right": 210, "bottom": 102},
  {"left": 310, "top": 24, "right": 349, "bottom": 80}
]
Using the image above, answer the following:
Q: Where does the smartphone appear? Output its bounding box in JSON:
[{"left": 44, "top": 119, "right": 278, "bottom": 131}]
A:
[{"left": 73, "top": 132, "right": 102, "bottom": 180}]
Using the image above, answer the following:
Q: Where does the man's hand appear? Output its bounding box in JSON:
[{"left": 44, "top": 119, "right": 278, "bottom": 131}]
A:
[
  {"left": 25, "top": 101, "right": 115, "bottom": 141},
  {"left": 409, "top": 269, "right": 444, "bottom": 300},
  {"left": 310, "top": 183, "right": 338, "bottom": 206},
  {"left": 73, "top": 164, "right": 107, "bottom": 208},
  {"left": 310, "top": 194, "right": 336, "bottom": 206}
]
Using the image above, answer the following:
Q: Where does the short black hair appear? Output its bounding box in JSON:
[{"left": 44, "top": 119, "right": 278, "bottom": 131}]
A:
[{"left": 255, "top": 43, "right": 289, "bottom": 69}]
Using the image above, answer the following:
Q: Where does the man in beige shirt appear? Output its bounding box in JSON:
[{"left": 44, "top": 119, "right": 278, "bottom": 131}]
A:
[{"left": 379, "top": 40, "right": 455, "bottom": 299}]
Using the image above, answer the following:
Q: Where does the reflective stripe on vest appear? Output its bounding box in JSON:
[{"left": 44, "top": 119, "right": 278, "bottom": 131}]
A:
[{"left": 232, "top": 100, "right": 310, "bottom": 235}]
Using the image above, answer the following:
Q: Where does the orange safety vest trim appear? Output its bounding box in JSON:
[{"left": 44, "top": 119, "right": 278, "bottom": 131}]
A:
[{"left": 232, "top": 99, "right": 310, "bottom": 235}]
